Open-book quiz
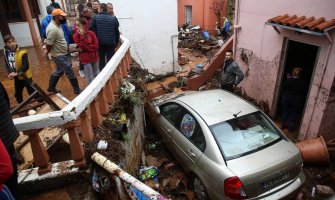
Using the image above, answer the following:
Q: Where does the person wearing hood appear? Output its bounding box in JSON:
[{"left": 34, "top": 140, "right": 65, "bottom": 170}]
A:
[
  {"left": 3, "top": 35, "right": 35, "bottom": 104},
  {"left": 41, "top": 6, "right": 71, "bottom": 45},
  {"left": 73, "top": 17, "right": 99, "bottom": 86}
]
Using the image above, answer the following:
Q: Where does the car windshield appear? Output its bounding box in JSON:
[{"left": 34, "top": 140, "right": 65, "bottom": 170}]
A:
[{"left": 210, "top": 111, "right": 282, "bottom": 160}]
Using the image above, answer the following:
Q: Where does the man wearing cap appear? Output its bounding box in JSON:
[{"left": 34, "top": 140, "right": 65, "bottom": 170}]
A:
[
  {"left": 41, "top": 6, "right": 71, "bottom": 45},
  {"left": 45, "top": 9, "right": 81, "bottom": 94}
]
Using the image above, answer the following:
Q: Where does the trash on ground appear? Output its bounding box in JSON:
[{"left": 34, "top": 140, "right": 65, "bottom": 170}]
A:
[
  {"left": 316, "top": 185, "right": 335, "bottom": 197},
  {"left": 92, "top": 171, "right": 110, "bottom": 193},
  {"left": 97, "top": 140, "right": 108, "bottom": 150},
  {"left": 138, "top": 166, "right": 159, "bottom": 182}
]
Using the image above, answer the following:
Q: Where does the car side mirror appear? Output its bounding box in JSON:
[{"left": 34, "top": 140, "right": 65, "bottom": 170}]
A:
[{"left": 154, "top": 106, "right": 160, "bottom": 115}]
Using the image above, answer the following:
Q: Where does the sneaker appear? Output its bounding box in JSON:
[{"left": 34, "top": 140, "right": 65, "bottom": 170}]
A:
[{"left": 79, "top": 70, "right": 85, "bottom": 77}]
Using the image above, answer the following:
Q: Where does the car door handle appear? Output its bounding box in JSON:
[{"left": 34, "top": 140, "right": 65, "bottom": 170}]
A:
[
  {"left": 165, "top": 127, "right": 171, "bottom": 132},
  {"left": 187, "top": 149, "right": 196, "bottom": 157}
]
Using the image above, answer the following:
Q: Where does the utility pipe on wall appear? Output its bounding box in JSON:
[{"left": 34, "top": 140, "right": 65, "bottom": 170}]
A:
[{"left": 233, "top": 0, "right": 240, "bottom": 56}]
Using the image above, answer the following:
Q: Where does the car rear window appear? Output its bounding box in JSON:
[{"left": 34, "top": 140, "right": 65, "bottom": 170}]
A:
[{"left": 210, "top": 111, "right": 282, "bottom": 160}]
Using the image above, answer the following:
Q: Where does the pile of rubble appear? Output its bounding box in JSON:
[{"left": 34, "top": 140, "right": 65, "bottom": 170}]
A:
[{"left": 178, "top": 25, "right": 223, "bottom": 56}]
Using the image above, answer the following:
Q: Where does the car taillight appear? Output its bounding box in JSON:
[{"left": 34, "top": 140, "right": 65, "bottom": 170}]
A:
[{"left": 224, "top": 176, "right": 247, "bottom": 199}]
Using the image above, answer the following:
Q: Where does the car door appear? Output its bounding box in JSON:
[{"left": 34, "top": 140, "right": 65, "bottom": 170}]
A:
[
  {"left": 157, "top": 103, "right": 182, "bottom": 151},
  {"left": 165, "top": 103, "right": 206, "bottom": 171}
]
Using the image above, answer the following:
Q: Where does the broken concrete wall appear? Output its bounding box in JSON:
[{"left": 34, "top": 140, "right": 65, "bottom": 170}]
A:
[
  {"left": 317, "top": 71, "right": 335, "bottom": 140},
  {"left": 122, "top": 105, "right": 145, "bottom": 175},
  {"left": 102, "top": 0, "right": 178, "bottom": 75},
  {"left": 235, "top": 0, "right": 335, "bottom": 140}
]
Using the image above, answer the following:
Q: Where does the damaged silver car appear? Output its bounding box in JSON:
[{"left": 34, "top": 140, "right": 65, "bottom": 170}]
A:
[{"left": 146, "top": 89, "right": 305, "bottom": 200}]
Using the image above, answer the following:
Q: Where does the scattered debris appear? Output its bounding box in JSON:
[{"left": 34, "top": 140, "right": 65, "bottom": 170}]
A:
[
  {"left": 97, "top": 140, "right": 108, "bottom": 150},
  {"left": 316, "top": 185, "right": 335, "bottom": 197}
]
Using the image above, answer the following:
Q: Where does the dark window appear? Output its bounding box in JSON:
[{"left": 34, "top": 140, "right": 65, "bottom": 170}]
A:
[{"left": 160, "top": 103, "right": 206, "bottom": 152}]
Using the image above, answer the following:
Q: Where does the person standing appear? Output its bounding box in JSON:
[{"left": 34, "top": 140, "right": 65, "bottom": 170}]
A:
[
  {"left": 221, "top": 50, "right": 244, "bottom": 92},
  {"left": 91, "top": 0, "right": 100, "bottom": 18},
  {"left": 41, "top": 6, "right": 71, "bottom": 45},
  {"left": 3, "top": 35, "right": 35, "bottom": 104},
  {"left": 77, "top": 0, "right": 86, "bottom": 16},
  {"left": 0, "top": 81, "right": 19, "bottom": 198},
  {"left": 0, "top": 139, "right": 15, "bottom": 200},
  {"left": 281, "top": 67, "right": 307, "bottom": 132},
  {"left": 75, "top": 6, "right": 93, "bottom": 78},
  {"left": 45, "top": 9, "right": 81, "bottom": 94},
  {"left": 50, "top": 0, "right": 61, "bottom": 9},
  {"left": 107, "top": 3, "right": 119, "bottom": 27},
  {"left": 90, "top": 3, "right": 120, "bottom": 71},
  {"left": 221, "top": 17, "right": 230, "bottom": 40},
  {"left": 73, "top": 17, "right": 99, "bottom": 86}
]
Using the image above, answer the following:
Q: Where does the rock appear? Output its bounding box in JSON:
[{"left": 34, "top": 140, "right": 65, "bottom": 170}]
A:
[{"left": 316, "top": 185, "right": 335, "bottom": 197}]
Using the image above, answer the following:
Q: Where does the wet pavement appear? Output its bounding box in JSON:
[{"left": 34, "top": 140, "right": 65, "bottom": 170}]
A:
[{"left": 0, "top": 46, "right": 86, "bottom": 109}]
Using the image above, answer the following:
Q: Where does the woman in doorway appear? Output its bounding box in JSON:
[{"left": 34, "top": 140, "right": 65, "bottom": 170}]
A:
[
  {"left": 281, "top": 67, "right": 307, "bottom": 132},
  {"left": 73, "top": 17, "right": 99, "bottom": 86}
]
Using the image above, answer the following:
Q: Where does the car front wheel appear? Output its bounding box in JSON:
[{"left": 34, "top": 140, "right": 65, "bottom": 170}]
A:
[{"left": 192, "top": 176, "right": 210, "bottom": 200}]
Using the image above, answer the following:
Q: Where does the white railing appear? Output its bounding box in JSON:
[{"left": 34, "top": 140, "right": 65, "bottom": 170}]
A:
[{"left": 14, "top": 35, "right": 131, "bottom": 131}]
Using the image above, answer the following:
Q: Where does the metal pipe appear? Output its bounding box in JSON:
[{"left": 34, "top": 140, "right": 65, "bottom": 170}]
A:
[
  {"left": 171, "top": 34, "right": 178, "bottom": 72},
  {"left": 233, "top": 0, "right": 240, "bottom": 56},
  {"left": 91, "top": 152, "right": 168, "bottom": 200}
]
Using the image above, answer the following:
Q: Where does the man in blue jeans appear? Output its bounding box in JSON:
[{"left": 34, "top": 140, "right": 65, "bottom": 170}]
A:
[
  {"left": 90, "top": 3, "right": 120, "bottom": 71},
  {"left": 45, "top": 9, "right": 81, "bottom": 94}
]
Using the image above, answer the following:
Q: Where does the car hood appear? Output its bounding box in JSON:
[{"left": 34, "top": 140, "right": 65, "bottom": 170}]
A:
[{"left": 226, "top": 139, "right": 303, "bottom": 198}]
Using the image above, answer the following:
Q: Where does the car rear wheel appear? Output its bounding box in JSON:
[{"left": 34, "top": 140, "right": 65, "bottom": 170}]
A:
[{"left": 192, "top": 176, "right": 210, "bottom": 200}]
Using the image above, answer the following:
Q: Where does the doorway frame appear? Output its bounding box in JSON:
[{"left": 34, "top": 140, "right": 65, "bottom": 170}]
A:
[
  {"left": 185, "top": 5, "right": 192, "bottom": 25},
  {"left": 271, "top": 37, "right": 321, "bottom": 131}
]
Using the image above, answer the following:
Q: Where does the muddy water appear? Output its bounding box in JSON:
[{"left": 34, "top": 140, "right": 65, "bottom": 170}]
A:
[{"left": 0, "top": 46, "right": 86, "bottom": 108}]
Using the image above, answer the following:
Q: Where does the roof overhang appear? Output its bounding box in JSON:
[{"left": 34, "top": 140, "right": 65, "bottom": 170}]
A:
[{"left": 266, "top": 22, "right": 327, "bottom": 36}]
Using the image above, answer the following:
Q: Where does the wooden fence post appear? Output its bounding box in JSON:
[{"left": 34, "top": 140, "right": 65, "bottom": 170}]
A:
[
  {"left": 23, "top": 129, "right": 51, "bottom": 175},
  {"left": 99, "top": 88, "right": 109, "bottom": 115},
  {"left": 80, "top": 110, "right": 94, "bottom": 141},
  {"left": 105, "top": 79, "right": 115, "bottom": 105},
  {"left": 63, "top": 121, "right": 85, "bottom": 167},
  {"left": 90, "top": 99, "right": 103, "bottom": 128}
]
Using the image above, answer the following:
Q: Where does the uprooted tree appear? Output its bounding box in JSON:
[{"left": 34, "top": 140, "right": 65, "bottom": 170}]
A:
[{"left": 210, "top": 0, "right": 225, "bottom": 31}]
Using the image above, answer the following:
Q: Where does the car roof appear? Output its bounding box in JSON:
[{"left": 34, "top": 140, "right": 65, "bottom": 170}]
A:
[{"left": 174, "top": 89, "right": 258, "bottom": 126}]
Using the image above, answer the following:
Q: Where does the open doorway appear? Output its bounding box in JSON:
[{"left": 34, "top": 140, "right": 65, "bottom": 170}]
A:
[
  {"left": 185, "top": 5, "right": 192, "bottom": 25},
  {"left": 276, "top": 39, "right": 319, "bottom": 131}
]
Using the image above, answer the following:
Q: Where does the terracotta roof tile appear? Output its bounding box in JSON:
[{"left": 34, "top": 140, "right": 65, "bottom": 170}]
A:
[
  {"left": 295, "top": 17, "right": 315, "bottom": 28},
  {"left": 267, "top": 15, "right": 335, "bottom": 32}
]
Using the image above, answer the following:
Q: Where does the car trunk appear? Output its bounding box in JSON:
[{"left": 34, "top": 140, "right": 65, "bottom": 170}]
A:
[{"left": 226, "top": 140, "right": 303, "bottom": 198}]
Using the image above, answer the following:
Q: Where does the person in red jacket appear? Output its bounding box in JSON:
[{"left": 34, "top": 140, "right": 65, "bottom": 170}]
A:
[
  {"left": 0, "top": 139, "right": 15, "bottom": 200},
  {"left": 73, "top": 17, "right": 99, "bottom": 86}
]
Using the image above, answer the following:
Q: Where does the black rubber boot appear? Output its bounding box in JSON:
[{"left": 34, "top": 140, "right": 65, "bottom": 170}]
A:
[
  {"left": 47, "top": 75, "right": 61, "bottom": 93},
  {"left": 69, "top": 78, "right": 81, "bottom": 94}
]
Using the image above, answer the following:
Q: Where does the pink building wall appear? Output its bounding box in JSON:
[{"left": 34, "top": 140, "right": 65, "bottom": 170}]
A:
[
  {"left": 234, "top": 0, "right": 335, "bottom": 140},
  {"left": 177, "top": 0, "right": 226, "bottom": 33}
]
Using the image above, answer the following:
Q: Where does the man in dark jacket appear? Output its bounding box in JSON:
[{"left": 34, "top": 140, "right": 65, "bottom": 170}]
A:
[
  {"left": 0, "top": 81, "right": 19, "bottom": 197},
  {"left": 90, "top": 3, "right": 120, "bottom": 71},
  {"left": 221, "top": 50, "right": 244, "bottom": 92}
]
